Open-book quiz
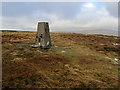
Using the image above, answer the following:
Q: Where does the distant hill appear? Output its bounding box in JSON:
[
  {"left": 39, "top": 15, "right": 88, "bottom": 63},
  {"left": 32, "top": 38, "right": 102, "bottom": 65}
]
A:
[
  {"left": 1, "top": 29, "right": 118, "bottom": 37},
  {"left": 0, "top": 30, "right": 35, "bottom": 32},
  {"left": 77, "top": 30, "right": 118, "bottom": 36}
]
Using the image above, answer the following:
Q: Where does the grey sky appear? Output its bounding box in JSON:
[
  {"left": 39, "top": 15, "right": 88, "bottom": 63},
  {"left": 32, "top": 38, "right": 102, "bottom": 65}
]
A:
[{"left": 1, "top": 2, "right": 118, "bottom": 32}]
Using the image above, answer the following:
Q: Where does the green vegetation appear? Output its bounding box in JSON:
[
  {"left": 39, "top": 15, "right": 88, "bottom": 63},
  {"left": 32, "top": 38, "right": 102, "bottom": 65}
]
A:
[{"left": 2, "top": 31, "right": 119, "bottom": 88}]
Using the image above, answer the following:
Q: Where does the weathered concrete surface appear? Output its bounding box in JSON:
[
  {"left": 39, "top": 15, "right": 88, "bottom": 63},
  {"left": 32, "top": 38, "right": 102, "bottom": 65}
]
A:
[{"left": 35, "top": 22, "right": 52, "bottom": 49}]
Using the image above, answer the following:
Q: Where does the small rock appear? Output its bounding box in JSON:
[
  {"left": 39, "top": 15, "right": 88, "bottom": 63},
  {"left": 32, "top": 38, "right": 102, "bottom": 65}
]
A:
[
  {"left": 55, "top": 46, "right": 58, "bottom": 48},
  {"left": 30, "top": 44, "right": 40, "bottom": 48},
  {"left": 99, "top": 51, "right": 104, "bottom": 53},
  {"left": 106, "top": 57, "right": 112, "bottom": 60},
  {"left": 11, "top": 52, "right": 18, "bottom": 56},
  {"left": 61, "top": 50, "right": 66, "bottom": 53},
  {"left": 100, "top": 43, "right": 105, "bottom": 46},
  {"left": 114, "top": 58, "right": 119, "bottom": 61},
  {"left": 65, "top": 64, "right": 70, "bottom": 68},
  {"left": 113, "top": 43, "right": 119, "bottom": 46},
  {"left": 36, "top": 50, "right": 42, "bottom": 53},
  {"left": 74, "top": 68, "right": 79, "bottom": 72}
]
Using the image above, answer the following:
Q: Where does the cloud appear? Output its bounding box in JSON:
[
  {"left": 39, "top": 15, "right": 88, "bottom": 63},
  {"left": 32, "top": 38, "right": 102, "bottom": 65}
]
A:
[
  {"left": 83, "top": 3, "right": 95, "bottom": 8},
  {"left": 50, "top": 4, "right": 118, "bottom": 31},
  {"left": 2, "top": 16, "right": 36, "bottom": 31},
  {"left": 2, "top": 2, "right": 81, "bottom": 19},
  {"left": 1, "top": 2, "right": 118, "bottom": 32},
  {"left": 102, "top": 2, "right": 118, "bottom": 17}
]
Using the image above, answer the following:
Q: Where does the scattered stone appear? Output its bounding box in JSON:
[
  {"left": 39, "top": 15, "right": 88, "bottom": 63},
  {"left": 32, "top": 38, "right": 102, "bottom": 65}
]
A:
[
  {"left": 55, "top": 46, "right": 58, "bottom": 48},
  {"left": 106, "top": 57, "right": 119, "bottom": 64},
  {"left": 30, "top": 44, "right": 40, "bottom": 48},
  {"left": 113, "top": 43, "right": 119, "bottom": 46},
  {"left": 114, "top": 58, "right": 119, "bottom": 61},
  {"left": 69, "top": 67, "right": 78, "bottom": 75},
  {"left": 100, "top": 43, "right": 105, "bottom": 46},
  {"left": 98, "top": 51, "right": 104, "bottom": 53},
  {"left": 11, "top": 52, "right": 18, "bottom": 56},
  {"left": 65, "top": 64, "right": 70, "bottom": 68},
  {"left": 36, "top": 50, "right": 43, "bottom": 53},
  {"left": 74, "top": 68, "right": 79, "bottom": 72},
  {"left": 61, "top": 50, "right": 66, "bottom": 53},
  {"left": 112, "top": 58, "right": 119, "bottom": 64},
  {"left": 106, "top": 57, "right": 112, "bottom": 60}
]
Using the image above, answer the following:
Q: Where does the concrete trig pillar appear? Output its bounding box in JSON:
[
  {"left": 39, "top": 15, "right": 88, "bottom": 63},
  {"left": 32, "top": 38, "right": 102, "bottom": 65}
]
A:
[{"left": 36, "top": 22, "right": 52, "bottom": 49}]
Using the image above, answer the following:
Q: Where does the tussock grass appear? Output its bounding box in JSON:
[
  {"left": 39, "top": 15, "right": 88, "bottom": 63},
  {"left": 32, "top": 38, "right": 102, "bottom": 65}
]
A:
[{"left": 2, "top": 31, "right": 119, "bottom": 88}]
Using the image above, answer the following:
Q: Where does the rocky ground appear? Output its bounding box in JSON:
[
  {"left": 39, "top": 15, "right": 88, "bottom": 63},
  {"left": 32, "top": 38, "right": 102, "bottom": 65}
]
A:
[{"left": 2, "top": 31, "right": 120, "bottom": 88}]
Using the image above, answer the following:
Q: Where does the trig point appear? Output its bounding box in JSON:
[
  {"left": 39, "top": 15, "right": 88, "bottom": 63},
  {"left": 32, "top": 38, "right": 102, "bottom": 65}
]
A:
[{"left": 35, "top": 22, "right": 52, "bottom": 49}]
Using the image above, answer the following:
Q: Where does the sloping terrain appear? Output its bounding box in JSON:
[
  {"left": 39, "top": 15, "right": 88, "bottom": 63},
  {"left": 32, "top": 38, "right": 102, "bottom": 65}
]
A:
[{"left": 2, "top": 31, "right": 119, "bottom": 88}]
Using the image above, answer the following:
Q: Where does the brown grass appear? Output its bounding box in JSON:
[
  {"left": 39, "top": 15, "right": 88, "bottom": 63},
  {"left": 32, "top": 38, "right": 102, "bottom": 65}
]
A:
[{"left": 2, "top": 31, "right": 119, "bottom": 88}]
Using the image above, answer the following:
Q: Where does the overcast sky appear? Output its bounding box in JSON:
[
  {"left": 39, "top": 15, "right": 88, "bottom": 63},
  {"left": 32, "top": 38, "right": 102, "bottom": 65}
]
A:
[{"left": 1, "top": 1, "right": 118, "bottom": 32}]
